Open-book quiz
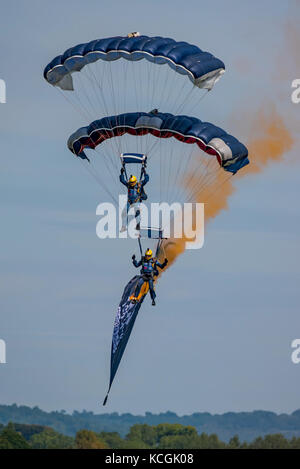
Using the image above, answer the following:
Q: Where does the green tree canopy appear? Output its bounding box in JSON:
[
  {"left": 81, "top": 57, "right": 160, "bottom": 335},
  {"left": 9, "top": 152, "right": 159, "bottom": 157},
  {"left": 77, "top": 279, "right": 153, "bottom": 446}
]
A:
[
  {"left": 0, "top": 423, "right": 30, "bottom": 449},
  {"left": 30, "top": 428, "right": 75, "bottom": 449},
  {"left": 75, "top": 429, "right": 108, "bottom": 449}
]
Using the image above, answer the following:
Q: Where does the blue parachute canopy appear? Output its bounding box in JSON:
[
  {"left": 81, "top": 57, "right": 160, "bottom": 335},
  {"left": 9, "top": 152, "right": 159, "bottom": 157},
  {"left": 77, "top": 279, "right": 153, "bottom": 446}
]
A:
[
  {"left": 44, "top": 34, "right": 225, "bottom": 91},
  {"left": 103, "top": 275, "right": 148, "bottom": 405},
  {"left": 68, "top": 111, "right": 249, "bottom": 174}
]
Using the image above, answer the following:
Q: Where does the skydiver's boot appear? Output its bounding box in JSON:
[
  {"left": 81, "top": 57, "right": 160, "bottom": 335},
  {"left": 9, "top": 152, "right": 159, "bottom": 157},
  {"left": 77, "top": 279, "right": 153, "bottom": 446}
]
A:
[{"left": 152, "top": 299, "right": 156, "bottom": 306}]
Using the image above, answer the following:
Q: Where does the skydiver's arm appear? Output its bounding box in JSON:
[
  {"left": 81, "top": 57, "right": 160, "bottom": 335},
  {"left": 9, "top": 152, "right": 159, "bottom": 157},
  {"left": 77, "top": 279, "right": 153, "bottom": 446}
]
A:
[
  {"left": 156, "top": 258, "right": 168, "bottom": 269},
  {"left": 119, "top": 172, "right": 128, "bottom": 187},
  {"left": 141, "top": 172, "right": 149, "bottom": 186},
  {"left": 132, "top": 255, "right": 142, "bottom": 268}
]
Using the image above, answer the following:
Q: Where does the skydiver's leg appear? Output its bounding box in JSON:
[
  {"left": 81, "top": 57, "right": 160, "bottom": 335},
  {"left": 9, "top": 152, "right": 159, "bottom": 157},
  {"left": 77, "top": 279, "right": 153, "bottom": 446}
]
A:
[
  {"left": 120, "top": 201, "right": 130, "bottom": 232},
  {"left": 132, "top": 203, "right": 141, "bottom": 231},
  {"left": 148, "top": 278, "right": 156, "bottom": 305},
  {"left": 134, "top": 277, "right": 144, "bottom": 298}
]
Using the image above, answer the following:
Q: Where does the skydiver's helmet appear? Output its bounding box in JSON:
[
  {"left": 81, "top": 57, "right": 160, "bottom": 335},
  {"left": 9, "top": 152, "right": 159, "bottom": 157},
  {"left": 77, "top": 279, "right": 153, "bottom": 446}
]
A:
[
  {"left": 145, "top": 248, "right": 152, "bottom": 260},
  {"left": 129, "top": 175, "right": 137, "bottom": 187}
]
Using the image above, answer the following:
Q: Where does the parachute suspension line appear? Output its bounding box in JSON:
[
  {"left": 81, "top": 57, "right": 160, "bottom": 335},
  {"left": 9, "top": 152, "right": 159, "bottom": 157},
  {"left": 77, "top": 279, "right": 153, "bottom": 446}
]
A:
[
  {"left": 159, "top": 137, "right": 162, "bottom": 204},
  {"left": 107, "top": 62, "right": 123, "bottom": 156},
  {"left": 58, "top": 83, "right": 120, "bottom": 192},
  {"left": 86, "top": 62, "right": 111, "bottom": 119},
  {"left": 108, "top": 61, "right": 118, "bottom": 117},
  {"left": 63, "top": 85, "right": 94, "bottom": 122},
  {"left": 90, "top": 116, "right": 119, "bottom": 168},
  {"left": 113, "top": 62, "right": 129, "bottom": 156},
  {"left": 173, "top": 84, "right": 196, "bottom": 116},
  {"left": 176, "top": 146, "right": 199, "bottom": 203},
  {"left": 121, "top": 62, "right": 136, "bottom": 152},
  {"left": 157, "top": 61, "right": 171, "bottom": 112},
  {"left": 144, "top": 101, "right": 187, "bottom": 159},
  {"left": 137, "top": 61, "right": 145, "bottom": 155},
  {"left": 74, "top": 70, "right": 101, "bottom": 120},
  {"left": 165, "top": 144, "right": 175, "bottom": 204},
  {"left": 173, "top": 81, "right": 189, "bottom": 114},
  {"left": 145, "top": 60, "right": 157, "bottom": 150},
  {"left": 82, "top": 67, "right": 104, "bottom": 119},
  {"left": 142, "top": 61, "right": 150, "bottom": 150},
  {"left": 188, "top": 168, "right": 223, "bottom": 203},
  {"left": 181, "top": 86, "right": 203, "bottom": 114},
  {"left": 58, "top": 88, "right": 91, "bottom": 123},
  {"left": 170, "top": 145, "right": 195, "bottom": 203},
  {"left": 171, "top": 145, "right": 196, "bottom": 204},
  {"left": 164, "top": 66, "right": 180, "bottom": 112},
  {"left": 93, "top": 146, "right": 120, "bottom": 186},
  {"left": 79, "top": 117, "right": 119, "bottom": 194},
  {"left": 58, "top": 85, "right": 121, "bottom": 190},
  {"left": 142, "top": 60, "right": 152, "bottom": 154},
  {"left": 177, "top": 153, "right": 209, "bottom": 202},
  {"left": 160, "top": 239, "right": 166, "bottom": 260},
  {"left": 163, "top": 143, "right": 178, "bottom": 203},
  {"left": 184, "top": 149, "right": 216, "bottom": 195},
  {"left": 132, "top": 61, "right": 141, "bottom": 114},
  {"left": 184, "top": 158, "right": 218, "bottom": 202},
  {"left": 149, "top": 58, "right": 156, "bottom": 108},
  {"left": 188, "top": 89, "right": 210, "bottom": 114},
  {"left": 148, "top": 117, "right": 183, "bottom": 201},
  {"left": 89, "top": 149, "right": 119, "bottom": 194},
  {"left": 169, "top": 145, "right": 185, "bottom": 202},
  {"left": 154, "top": 66, "right": 194, "bottom": 117},
  {"left": 78, "top": 158, "right": 118, "bottom": 204},
  {"left": 96, "top": 62, "right": 126, "bottom": 157},
  {"left": 194, "top": 156, "right": 224, "bottom": 196},
  {"left": 148, "top": 137, "right": 173, "bottom": 205},
  {"left": 200, "top": 171, "right": 234, "bottom": 206},
  {"left": 129, "top": 62, "right": 142, "bottom": 155},
  {"left": 121, "top": 60, "right": 129, "bottom": 153},
  {"left": 185, "top": 160, "right": 224, "bottom": 203},
  {"left": 114, "top": 62, "right": 131, "bottom": 157},
  {"left": 164, "top": 141, "right": 174, "bottom": 205},
  {"left": 189, "top": 156, "right": 216, "bottom": 197}
]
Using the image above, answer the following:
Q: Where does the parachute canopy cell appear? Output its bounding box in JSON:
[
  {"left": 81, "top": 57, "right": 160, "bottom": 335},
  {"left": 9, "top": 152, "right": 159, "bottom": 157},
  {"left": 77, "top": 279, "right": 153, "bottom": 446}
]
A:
[
  {"left": 67, "top": 111, "right": 249, "bottom": 174},
  {"left": 43, "top": 35, "right": 225, "bottom": 91}
]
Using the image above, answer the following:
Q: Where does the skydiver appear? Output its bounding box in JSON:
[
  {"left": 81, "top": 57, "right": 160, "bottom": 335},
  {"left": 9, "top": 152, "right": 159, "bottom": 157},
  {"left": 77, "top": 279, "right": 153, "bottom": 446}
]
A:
[
  {"left": 119, "top": 167, "right": 149, "bottom": 232},
  {"left": 132, "top": 248, "right": 168, "bottom": 306}
]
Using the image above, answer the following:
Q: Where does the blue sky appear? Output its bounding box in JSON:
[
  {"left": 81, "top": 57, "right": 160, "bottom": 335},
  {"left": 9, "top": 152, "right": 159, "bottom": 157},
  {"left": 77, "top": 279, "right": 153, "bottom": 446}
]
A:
[{"left": 0, "top": 0, "right": 300, "bottom": 416}]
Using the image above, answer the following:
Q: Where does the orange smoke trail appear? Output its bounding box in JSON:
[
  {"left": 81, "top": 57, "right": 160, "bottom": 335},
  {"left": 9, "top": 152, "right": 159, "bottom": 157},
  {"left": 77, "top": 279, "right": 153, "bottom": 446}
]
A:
[
  {"left": 161, "top": 170, "right": 235, "bottom": 270},
  {"left": 161, "top": 106, "right": 294, "bottom": 271},
  {"left": 159, "top": 5, "right": 298, "bottom": 273},
  {"left": 244, "top": 108, "right": 294, "bottom": 175}
]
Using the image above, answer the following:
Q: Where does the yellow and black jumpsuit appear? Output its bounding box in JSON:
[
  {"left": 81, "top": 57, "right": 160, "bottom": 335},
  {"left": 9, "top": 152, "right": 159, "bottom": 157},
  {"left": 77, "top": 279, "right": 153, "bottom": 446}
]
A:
[{"left": 132, "top": 256, "right": 168, "bottom": 302}]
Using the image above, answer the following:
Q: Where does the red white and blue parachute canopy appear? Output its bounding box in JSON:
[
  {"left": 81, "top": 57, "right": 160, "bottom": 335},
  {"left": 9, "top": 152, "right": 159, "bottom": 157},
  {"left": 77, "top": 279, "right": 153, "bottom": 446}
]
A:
[
  {"left": 67, "top": 111, "right": 249, "bottom": 174},
  {"left": 44, "top": 34, "right": 225, "bottom": 91}
]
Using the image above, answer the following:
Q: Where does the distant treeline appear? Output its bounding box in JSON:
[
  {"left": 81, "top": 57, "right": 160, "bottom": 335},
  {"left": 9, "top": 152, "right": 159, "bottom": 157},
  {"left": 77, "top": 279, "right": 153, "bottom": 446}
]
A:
[
  {"left": 1, "top": 404, "right": 300, "bottom": 443},
  {"left": 1, "top": 421, "right": 300, "bottom": 449}
]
